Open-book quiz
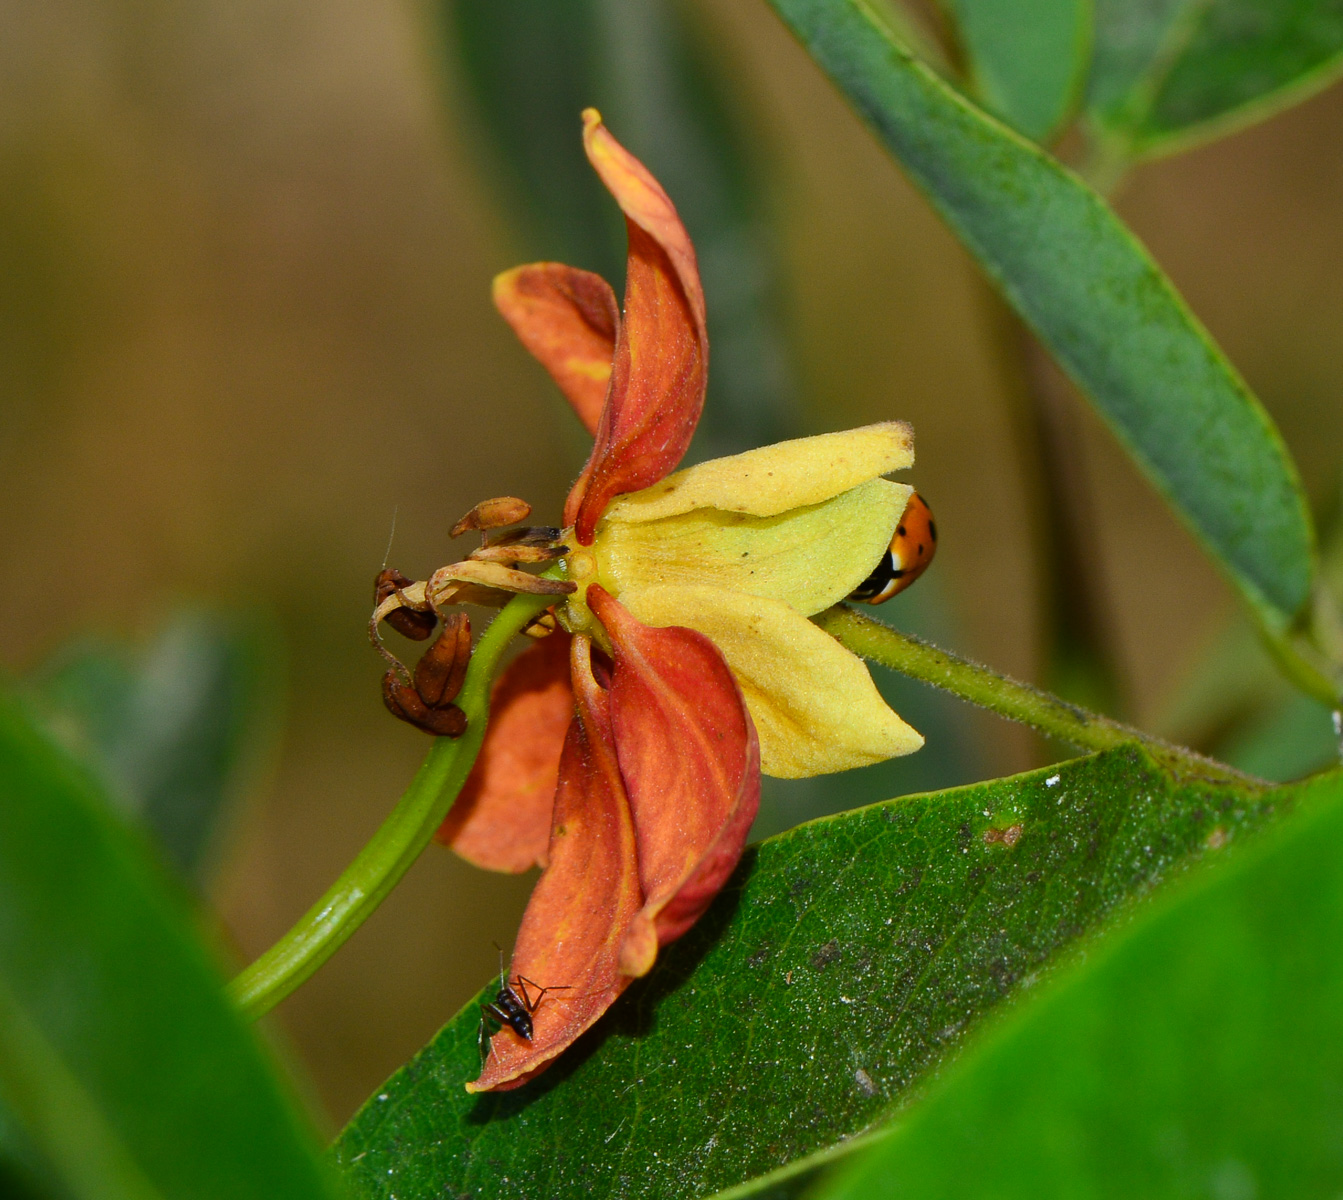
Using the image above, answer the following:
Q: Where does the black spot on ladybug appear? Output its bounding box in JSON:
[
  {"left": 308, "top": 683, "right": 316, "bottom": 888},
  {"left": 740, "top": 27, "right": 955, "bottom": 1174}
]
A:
[{"left": 897, "top": 525, "right": 906, "bottom": 536}]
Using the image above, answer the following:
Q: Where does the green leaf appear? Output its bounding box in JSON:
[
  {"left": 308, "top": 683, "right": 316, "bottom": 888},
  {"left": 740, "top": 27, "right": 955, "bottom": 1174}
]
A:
[
  {"left": 439, "top": 0, "right": 797, "bottom": 461},
  {"left": 764, "top": 0, "right": 1313, "bottom": 627},
  {"left": 946, "top": 0, "right": 1093, "bottom": 141},
  {"left": 0, "top": 693, "right": 339, "bottom": 1200},
  {"left": 813, "top": 765, "right": 1343, "bottom": 1198},
  {"left": 27, "top": 611, "right": 279, "bottom": 882},
  {"left": 333, "top": 745, "right": 1286, "bottom": 1199},
  {"left": 1088, "top": 0, "right": 1343, "bottom": 158},
  {"left": 0, "top": 976, "right": 163, "bottom": 1200}
]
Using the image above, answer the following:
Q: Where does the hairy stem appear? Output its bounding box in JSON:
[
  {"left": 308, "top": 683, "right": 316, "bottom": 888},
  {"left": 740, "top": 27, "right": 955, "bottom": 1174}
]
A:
[
  {"left": 817, "top": 605, "right": 1246, "bottom": 778},
  {"left": 229, "top": 590, "right": 555, "bottom": 1019}
]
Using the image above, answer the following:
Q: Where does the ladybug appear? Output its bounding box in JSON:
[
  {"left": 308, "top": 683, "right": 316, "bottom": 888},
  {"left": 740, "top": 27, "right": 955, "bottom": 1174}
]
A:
[{"left": 849, "top": 491, "right": 937, "bottom": 604}]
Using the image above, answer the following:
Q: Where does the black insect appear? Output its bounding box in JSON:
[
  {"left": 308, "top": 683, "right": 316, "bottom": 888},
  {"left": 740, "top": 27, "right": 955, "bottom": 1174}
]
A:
[{"left": 478, "top": 950, "right": 572, "bottom": 1060}]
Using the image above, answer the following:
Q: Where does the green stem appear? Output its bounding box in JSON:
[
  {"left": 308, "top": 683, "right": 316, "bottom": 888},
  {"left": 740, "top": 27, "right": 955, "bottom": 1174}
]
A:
[
  {"left": 229, "top": 590, "right": 555, "bottom": 1019},
  {"left": 816, "top": 605, "right": 1234, "bottom": 771},
  {"left": 1258, "top": 619, "right": 1343, "bottom": 710}
]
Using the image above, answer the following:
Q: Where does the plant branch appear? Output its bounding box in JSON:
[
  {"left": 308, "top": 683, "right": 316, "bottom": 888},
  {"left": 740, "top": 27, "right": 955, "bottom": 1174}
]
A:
[{"left": 228, "top": 590, "right": 555, "bottom": 1019}]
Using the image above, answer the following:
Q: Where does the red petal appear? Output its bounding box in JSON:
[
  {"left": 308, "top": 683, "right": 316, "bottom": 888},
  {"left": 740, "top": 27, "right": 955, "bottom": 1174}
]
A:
[
  {"left": 469, "top": 634, "right": 644, "bottom": 1093},
  {"left": 436, "top": 633, "right": 572, "bottom": 873},
  {"left": 564, "top": 110, "right": 708, "bottom": 543},
  {"left": 587, "top": 585, "right": 759, "bottom": 977},
  {"left": 492, "top": 264, "right": 619, "bottom": 437}
]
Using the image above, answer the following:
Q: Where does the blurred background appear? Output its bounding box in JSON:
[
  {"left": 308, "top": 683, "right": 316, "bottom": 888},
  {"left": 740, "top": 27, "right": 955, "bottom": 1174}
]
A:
[{"left": 2, "top": 0, "right": 1341, "bottom": 1127}]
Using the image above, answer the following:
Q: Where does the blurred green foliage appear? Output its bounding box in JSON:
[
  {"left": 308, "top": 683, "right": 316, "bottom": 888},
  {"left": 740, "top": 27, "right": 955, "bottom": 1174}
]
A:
[
  {"left": 948, "top": 0, "right": 1091, "bottom": 140},
  {"left": 24, "top": 611, "right": 280, "bottom": 883},
  {"left": 1088, "top": 0, "right": 1343, "bottom": 157},
  {"left": 0, "top": 693, "right": 338, "bottom": 1199}
]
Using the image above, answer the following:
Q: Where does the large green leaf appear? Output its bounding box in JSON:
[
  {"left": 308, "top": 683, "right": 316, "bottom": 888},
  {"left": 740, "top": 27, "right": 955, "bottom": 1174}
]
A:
[
  {"left": 945, "top": 0, "right": 1093, "bottom": 141},
  {"left": 27, "top": 612, "right": 278, "bottom": 883},
  {"left": 765, "top": 0, "right": 1314, "bottom": 627},
  {"left": 814, "top": 765, "right": 1343, "bottom": 1198},
  {"left": 0, "top": 694, "right": 339, "bottom": 1200},
  {"left": 1088, "top": 0, "right": 1343, "bottom": 157},
  {"left": 334, "top": 745, "right": 1287, "bottom": 1199}
]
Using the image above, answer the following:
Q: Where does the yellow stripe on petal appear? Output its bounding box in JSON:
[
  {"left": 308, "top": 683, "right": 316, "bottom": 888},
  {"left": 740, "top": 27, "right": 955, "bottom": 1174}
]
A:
[
  {"left": 603, "top": 422, "right": 914, "bottom": 523},
  {"left": 596, "top": 479, "right": 911, "bottom": 618},
  {"left": 620, "top": 585, "right": 923, "bottom": 778}
]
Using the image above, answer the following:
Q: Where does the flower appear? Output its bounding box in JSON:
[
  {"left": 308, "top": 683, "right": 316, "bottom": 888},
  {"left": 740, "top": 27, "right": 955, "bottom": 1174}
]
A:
[{"left": 435, "top": 110, "right": 923, "bottom": 1092}]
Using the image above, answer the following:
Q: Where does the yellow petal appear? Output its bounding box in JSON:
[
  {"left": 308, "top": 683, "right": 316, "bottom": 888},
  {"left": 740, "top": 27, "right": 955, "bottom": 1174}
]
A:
[
  {"left": 619, "top": 585, "right": 923, "bottom": 778},
  {"left": 595, "top": 479, "right": 911, "bottom": 618},
  {"left": 602, "top": 422, "right": 915, "bottom": 523}
]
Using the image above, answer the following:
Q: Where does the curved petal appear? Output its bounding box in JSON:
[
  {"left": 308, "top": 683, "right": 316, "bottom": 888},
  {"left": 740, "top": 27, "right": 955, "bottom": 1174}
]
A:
[
  {"left": 603, "top": 422, "right": 915, "bottom": 524},
  {"left": 437, "top": 633, "right": 572, "bottom": 873},
  {"left": 597, "top": 478, "right": 911, "bottom": 618},
  {"left": 565, "top": 110, "right": 708, "bottom": 544},
  {"left": 620, "top": 585, "right": 923, "bottom": 778},
  {"left": 492, "top": 263, "right": 618, "bottom": 436},
  {"left": 470, "top": 635, "right": 643, "bottom": 1093},
  {"left": 588, "top": 586, "right": 759, "bottom": 977}
]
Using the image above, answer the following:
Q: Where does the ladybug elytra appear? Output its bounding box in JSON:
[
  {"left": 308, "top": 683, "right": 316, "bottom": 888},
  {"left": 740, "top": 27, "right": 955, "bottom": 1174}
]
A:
[{"left": 848, "top": 491, "right": 937, "bottom": 604}]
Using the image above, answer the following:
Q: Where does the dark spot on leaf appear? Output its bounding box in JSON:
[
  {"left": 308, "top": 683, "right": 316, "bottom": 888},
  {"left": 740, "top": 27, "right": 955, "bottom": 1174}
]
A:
[
  {"left": 983, "top": 823, "right": 1024, "bottom": 849},
  {"left": 747, "top": 944, "right": 771, "bottom": 968},
  {"left": 810, "top": 939, "right": 841, "bottom": 969}
]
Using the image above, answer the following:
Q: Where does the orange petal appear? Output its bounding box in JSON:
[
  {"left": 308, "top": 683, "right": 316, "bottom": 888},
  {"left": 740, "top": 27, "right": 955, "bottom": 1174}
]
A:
[
  {"left": 470, "top": 635, "right": 643, "bottom": 1092},
  {"left": 492, "top": 263, "right": 618, "bottom": 437},
  {"left": 436, "top": 633, "right": 573, "bottom": 873},
  {"left": 564, "top": 110, "right": 708, "bottom": 543},
  {"left": 587, "top": 585, "right": 759, "bottom": 978}
]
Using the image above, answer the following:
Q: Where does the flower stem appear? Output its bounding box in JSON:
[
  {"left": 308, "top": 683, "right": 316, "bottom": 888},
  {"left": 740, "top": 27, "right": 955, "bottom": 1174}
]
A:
[
  {"left": 229, "top": 591, "right": 555, "bottom": 1019},
  {"left": 817, "top": 604, "right": 1162, "bottom": 755}
]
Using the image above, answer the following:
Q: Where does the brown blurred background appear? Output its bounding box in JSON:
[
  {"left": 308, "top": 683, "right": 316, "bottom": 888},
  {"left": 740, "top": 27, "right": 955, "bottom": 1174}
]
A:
[{"left": 2, "top": 0, "right": 1341, "bottom": 1126}]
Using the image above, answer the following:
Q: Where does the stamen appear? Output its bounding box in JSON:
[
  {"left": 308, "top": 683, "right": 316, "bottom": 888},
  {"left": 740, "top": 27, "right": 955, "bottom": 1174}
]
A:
[
  {"left": 451, "top": 497, "right": 533, "bottom": 538},
  {"left": 469, "top": 543, "right": 568, "bottom": 565},
  {"left": 413, "top": 612, "right": 472, "bottom": 707},
  {"left": 373, "top": 568, "right": 437, "bottom": 641},
  {"left": 428, "top": 560, "right": 577, "bottom": 605}
]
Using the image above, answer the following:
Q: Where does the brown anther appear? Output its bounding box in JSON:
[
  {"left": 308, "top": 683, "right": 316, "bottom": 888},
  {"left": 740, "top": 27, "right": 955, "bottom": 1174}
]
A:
[
  {"left": 374, "top": 568, "right": 437, "bottom": 641},
  {"left": 469, "top": 543, "right": 568, "bottom": 565},
  {"left": 380, "top": 612, "right": 473, "bottom": 738},
  {"left": 428, "top": 560, "right": 577, "bottom": 604},
  {"left": 382, "top": 672, "right": 468, "bottom": 737},
  {"left": 522, "top": 608, "right": 559, "bottom": 639},
  {"left": 451, "top": 497, "right": 533, "bottom": 539},
  {"left": 413, "top": 613, "right": 472, "bottom": 707}
]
